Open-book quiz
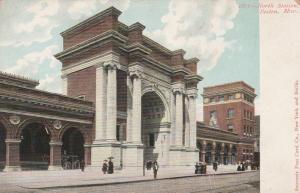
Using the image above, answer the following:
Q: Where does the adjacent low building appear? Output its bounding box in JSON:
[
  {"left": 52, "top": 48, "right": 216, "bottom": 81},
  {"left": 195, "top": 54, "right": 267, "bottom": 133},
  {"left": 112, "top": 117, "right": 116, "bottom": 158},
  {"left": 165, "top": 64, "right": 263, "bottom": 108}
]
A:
[{"left": 197, "top": 81, "right": 258, "bottom": 164}]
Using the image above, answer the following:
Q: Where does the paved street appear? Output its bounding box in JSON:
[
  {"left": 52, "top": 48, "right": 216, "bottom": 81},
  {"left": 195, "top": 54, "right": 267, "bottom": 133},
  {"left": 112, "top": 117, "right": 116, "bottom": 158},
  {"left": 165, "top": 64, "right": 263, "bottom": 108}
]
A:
[{"left": 0, "top": 166, "right": 259, "bottom": 193}]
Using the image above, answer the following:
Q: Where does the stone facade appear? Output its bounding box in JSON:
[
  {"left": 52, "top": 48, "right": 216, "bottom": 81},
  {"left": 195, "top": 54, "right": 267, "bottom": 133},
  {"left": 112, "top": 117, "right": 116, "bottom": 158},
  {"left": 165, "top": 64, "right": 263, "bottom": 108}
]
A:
[{"left": 53, "top": 7, "right": 203, "bottom": 171}]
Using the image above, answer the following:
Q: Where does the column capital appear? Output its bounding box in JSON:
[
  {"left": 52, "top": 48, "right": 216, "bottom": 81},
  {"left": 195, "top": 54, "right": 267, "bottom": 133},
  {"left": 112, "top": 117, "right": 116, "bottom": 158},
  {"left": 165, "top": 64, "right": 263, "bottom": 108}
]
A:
[
  {"left": 172, "top": 82, "right": 185, "bottom": 95},
  {"left": 129, "top": 65, "right": 144, "bottom": 79},
  {"left": 103, "top": 61, "right": 120, "bottom": 70},
  {"left": 186, "top": 88, "right": 198, "bottom": 98}
]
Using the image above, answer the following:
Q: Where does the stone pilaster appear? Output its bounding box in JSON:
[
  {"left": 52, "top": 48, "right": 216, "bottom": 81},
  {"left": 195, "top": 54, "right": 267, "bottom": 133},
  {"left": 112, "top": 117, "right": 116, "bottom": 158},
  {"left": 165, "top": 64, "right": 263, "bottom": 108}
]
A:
[
  {"left": 220, "top": 143, "right": 224, "bottom": 164},
  {"left": 95, "top": 64, "right": 107, "bottom": 141},
  {"left": 131, "top": 72, "right": 142, "bottom": 144},
  {"left": 184, "top": 96, "right": 190, "bottom": 147},
  {"left": 4, "top": 139, "right": 21, "bottom": 172},
  {"left": 126, "top": 75, "right": 133, "bottom": 142},
  {"left": 105, "top": 62, "right": 118, "bottom": 142},
  {"left": 187, "top": 88, "right": 197, "bottom": 149},
  {"left": 172, "top": 83, "right": 185, "bottom": 147},
  {"left": 48, "top": 141, "right": 63, "bottom": 170}
]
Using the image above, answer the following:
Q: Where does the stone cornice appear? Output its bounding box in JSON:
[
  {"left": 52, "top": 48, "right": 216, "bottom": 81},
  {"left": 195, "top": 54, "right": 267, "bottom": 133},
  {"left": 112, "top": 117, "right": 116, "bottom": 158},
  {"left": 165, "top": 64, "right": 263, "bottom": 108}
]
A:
[
  {"left": 61, "top": 51, "right": 123, "bottom": 76},
  {"left": 185, "top": 74, "right": 203, "bottom": 82},
  {"left": 0, "top": 71, "right": 39, "bottom": 88},
  {"left": 120, "top": 43, "right": 152, "bottom": 55},
  {"left": 60, "top": 6, "right": 121, "bottom": 37},
  {"left": 203, "top": 88, "right": 256, "bottom": 98},
  {"left": 128, "top": 22, "right": 145, "bottom": 31},
  {"left": 143, "top": 35, "right": 173, "bottom": 55},
  {"left": 0, "top": 82, "right": 94, "bottom": 116},
  {"left": 55, "top": 30, "right": 128, "bottom": 60}
]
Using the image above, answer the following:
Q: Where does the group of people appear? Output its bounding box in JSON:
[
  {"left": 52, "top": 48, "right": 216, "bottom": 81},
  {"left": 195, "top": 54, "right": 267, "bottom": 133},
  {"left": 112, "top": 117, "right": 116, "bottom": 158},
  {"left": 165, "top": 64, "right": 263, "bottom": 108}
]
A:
[
  {"left": 102, "top": 159, "right": 114, "bottom": 174},
  {"left": 195, "top": 162, "right": 207, "bottom": 174},
  {"left": 237, "top": 161, "right": 259, "bottom": 171}
]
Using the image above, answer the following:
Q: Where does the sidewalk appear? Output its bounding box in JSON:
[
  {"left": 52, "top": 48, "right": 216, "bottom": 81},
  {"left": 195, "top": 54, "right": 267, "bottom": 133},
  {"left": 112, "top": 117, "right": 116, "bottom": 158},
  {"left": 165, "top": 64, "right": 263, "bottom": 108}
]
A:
[{"left": 0, "top": 165, "right": 256, "bottom": 190}]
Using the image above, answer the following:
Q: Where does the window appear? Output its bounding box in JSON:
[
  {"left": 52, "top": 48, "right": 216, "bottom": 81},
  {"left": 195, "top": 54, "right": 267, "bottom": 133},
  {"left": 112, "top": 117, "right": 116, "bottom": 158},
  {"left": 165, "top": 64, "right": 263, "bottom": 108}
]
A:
[
  {"left": 244, "top": 110, "right": 247, "bottom": 117},
  {"left": 149, "top": 133, "right": 155, "bottom": 147},
  {"left": 250, "top": 112, "right": 253, "bottom": 120},
  {"left": 210, "top": 110, "right": 217, "bottom": 118},
  {"left": 219, "top": 96, "right": 224, "bottom": 102},
  {"left": 227, "top": 124, "right": 234, "bottom": 132},
  {"left": 228, "top": 95, "right": 234, "bottom": 100},
  {"left": 116, "top": 125, "right": 120, "bottom": 141},
  {"left": 210, "top": 97, "right": 216, "bottom": 103},
  {"left": 227, "top": 108, "right": 235, "bottom": 118}
]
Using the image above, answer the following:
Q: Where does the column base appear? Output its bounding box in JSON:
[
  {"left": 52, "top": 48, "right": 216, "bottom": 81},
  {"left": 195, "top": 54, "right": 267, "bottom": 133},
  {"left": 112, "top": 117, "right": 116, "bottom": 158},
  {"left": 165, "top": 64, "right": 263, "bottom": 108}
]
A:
[
  {"left": 122, "top": 143, "right": 144, "bottom": 174},
  {"left": 48, "top": 165, "right": 63, "bottom": 171},
  {"left": 91, "top": 140, "right": 121, "bottom": 168},
  {"left": 185, "top": 147, "right": 199, "bottom": 166},
  {"left": 169, "top": 146, "right": 186, "bottom": 166},
  {"left": 3, "top": 165, "right": 21, "bottom": 172}
]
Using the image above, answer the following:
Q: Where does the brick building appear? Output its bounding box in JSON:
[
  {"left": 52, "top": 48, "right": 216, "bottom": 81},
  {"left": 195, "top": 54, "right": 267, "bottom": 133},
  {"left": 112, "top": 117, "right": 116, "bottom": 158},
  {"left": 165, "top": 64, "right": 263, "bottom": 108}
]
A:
[
  {"left": 0, "top": 7, "right": 202, "bottom": 172},
  {"left": 197, "top": 81, "right": 257, "bottom": 164}
]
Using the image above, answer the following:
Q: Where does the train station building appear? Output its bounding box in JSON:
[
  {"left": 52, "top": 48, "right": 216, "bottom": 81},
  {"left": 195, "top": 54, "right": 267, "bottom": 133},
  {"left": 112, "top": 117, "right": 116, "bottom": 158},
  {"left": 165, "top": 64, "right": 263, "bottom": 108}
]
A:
[
  {"left": 0, "top": 7, "right": 258, "bottom": 172},
  {"left": 0, "top": 7, "right": 202, "bottom": 172}
]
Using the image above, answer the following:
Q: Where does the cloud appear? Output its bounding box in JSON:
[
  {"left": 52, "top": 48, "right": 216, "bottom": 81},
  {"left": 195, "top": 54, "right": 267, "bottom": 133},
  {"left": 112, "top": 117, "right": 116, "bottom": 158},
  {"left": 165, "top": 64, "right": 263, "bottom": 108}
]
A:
[
  {"left": 68, "top": 0, "right": 130, "bottom": 20},
  {"left": 6, "top": 45, "right": 60, "bottom": 77},
  {"left": 37, "top": 73, "right": 61, "bottom": 93},
  {"left": 0, "top": 0, "right": 60, "bottom": 47},
  {"left": 145, "top": 0, "right": 239, "bottom": 72}
]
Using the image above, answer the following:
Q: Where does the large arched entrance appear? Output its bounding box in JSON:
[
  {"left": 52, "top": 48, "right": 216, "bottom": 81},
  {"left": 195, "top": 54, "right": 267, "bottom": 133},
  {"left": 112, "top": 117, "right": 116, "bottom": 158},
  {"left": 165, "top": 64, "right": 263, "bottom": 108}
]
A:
[
  {"left": 0, "top": 123, "right": 6, "bottom": 171},
  {"left": 20, "top": 122, "right": 50, "bottom": 170},
  {"left": 142, "top": 91, "right": 169, "bottom": 166},
  {"left": 61, "top": 128, "right": 84, "bottom": 169}
]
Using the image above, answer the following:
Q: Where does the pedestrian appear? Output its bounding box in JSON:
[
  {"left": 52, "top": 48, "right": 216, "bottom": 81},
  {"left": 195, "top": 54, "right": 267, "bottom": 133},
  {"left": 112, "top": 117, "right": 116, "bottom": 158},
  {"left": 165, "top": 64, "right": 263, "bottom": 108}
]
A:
[
  {"left": 153, "top": 161, "right": 159, "bottom": 179},
  {"left": 80, "top": 159, "right": 85, "bottom": 172},
  {"left": 213, "top": 161, "right": 218, "bottom": 172},
  {"left": 241, "top": 162, "right": 245, "bottom": 171},
  {"left": 108, "top": 158, "right": 114, "bottom": 174},
  {"left": 195, "top": 162, "right": 200, "bottom": 174},
  {"left": 102, "top": 160, "right": 108, "bottom": 174}
]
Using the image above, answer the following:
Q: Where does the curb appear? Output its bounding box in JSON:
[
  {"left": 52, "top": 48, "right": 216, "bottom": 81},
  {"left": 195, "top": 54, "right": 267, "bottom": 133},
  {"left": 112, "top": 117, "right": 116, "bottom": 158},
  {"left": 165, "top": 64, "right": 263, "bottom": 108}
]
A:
[{"left": 21, "top": 170, "right": 259, "bottom": 190}]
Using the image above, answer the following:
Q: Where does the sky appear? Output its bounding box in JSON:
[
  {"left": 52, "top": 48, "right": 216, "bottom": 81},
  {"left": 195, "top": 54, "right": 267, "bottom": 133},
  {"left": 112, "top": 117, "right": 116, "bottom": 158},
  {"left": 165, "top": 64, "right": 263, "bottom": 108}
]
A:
[{"left": 0, "top": 0, "right": 260, "bottom": 120}]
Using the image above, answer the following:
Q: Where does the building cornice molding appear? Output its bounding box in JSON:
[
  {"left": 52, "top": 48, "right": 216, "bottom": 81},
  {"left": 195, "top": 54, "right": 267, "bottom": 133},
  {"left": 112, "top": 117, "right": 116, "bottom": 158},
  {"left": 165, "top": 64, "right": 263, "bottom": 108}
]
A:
[
  {"left": 55, "top": 30, "right": 128, "bottom": 60},
  {"left": 60, "top": 6, "right": 121, "bottom": 37}
]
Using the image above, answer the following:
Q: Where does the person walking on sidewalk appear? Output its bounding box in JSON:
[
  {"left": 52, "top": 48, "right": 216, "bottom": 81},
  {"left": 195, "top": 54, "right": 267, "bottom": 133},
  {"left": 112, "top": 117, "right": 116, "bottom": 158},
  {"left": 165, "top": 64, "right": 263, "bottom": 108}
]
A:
[
  {"left": 80, "top": 159, "right": 85, "bottom": 172},
  {"left": 102, "top": 160, "right": 108, "bottom": 174},
  {"left": 153, "top": 161, "right": 159, "bottom": 179},
  {"left": 108, "top": 158, "right": 114, "bottom": 174}
]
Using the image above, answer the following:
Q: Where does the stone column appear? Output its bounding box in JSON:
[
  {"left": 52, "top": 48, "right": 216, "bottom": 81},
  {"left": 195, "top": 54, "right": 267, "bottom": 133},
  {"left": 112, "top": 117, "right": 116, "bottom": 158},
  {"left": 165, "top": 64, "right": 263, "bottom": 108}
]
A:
[
  {"left": 211, "top": 142, "right": 216, "bottom": 163},
  {"left": 126, "top": 75, "right": 133, "bottom": 142},
  {"left": 95, "top": 64, "right": 107, "bottom": 141},
  {"left": 4, "top": 139, "right": 21, "bottom": 171},
  {"left": 173, "top": 87, "right": 184, "bottom": 147},
  {"left": 220, "top": 143, "right": 224, "bottom": 164},
  {"left": 61, "top": 75, "right": 68, "bottom": 95},
  {"left": 201, "top": 140, "right": 206, "bottom": 162},
  {"left": 105, "top": 63, "right": 118, "bottom": 142},
  {"left": 187, "top": 89, "right": 197, "bottom": 149},
  {"left": 48, "top": 141, "right": 62, "bottom": 170},
  {"left": 184, "top": 96, "right": 190, "bottom": 147},
  {"left": 131, "top": 74, "right": 142, "bottom": 144},
  {"left": 228, "top": 144, "right": 232, "bottom": 164},
  {"left": 123, "top": 65, "right": 144, "bottom": 172}
]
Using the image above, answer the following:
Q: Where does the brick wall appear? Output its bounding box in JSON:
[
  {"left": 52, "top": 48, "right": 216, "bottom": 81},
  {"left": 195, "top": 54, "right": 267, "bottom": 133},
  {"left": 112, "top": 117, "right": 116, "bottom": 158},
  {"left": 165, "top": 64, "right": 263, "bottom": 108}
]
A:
[{"left": 67, "top": 66, "right": 96, "bottom": 103}]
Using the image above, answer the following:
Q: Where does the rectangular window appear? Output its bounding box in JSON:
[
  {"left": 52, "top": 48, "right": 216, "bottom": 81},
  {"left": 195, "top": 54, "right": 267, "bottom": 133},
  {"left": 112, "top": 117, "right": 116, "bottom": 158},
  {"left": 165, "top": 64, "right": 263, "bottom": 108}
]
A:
[
  {"left": 219, "top": 96, "right": 224, "bottom": 102},
  {"left": 227, "top": 108, "right": 235, "bottom": 118},
  {"left": 228, "top": 95, "right": 234, "bottom": 100},
  {"left": 210, "top": 97, "right": 216, "bottom": 103},
  {"left": 149, "top": 133, "right": 155, "bottom": 147}
]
